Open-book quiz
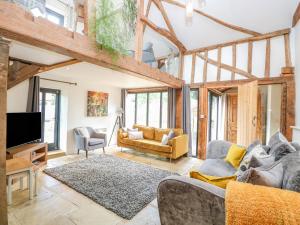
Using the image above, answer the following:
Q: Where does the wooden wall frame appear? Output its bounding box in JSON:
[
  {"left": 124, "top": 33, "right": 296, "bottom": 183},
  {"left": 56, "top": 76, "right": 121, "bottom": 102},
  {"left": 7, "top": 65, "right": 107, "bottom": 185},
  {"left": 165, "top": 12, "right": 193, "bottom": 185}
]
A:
[
  {"left": 0, "top": 38, "right": 9, "bottom": 225},
  {"left": 192, "top": 75, "right": 295, "bottom": 159}
]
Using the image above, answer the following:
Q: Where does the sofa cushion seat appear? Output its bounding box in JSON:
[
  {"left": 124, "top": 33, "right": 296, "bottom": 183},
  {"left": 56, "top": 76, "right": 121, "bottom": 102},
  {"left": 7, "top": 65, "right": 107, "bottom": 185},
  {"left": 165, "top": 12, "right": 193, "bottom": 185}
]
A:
[
  {"left": 88, "top": 138, "right": 104, "bottom": 146},
  {"left": 195, "top": 159, "right": 237, "bottom": 177},
  {"left": 120, "top": 138, "right": 172, "bottom": 153}
]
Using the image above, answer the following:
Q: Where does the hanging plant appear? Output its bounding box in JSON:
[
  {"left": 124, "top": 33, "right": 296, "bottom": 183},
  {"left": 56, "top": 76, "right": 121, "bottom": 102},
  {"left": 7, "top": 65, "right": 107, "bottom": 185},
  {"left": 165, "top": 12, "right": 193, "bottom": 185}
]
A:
[{"left": 90, "top": 0, "right": 137, "bottom": 59}]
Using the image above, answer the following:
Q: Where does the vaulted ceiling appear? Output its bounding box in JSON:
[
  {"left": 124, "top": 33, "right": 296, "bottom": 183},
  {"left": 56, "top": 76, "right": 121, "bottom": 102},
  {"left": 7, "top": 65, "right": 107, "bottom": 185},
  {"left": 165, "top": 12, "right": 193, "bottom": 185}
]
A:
[{"left": 144, "top": 0, "right": 299, "bottom": 55}]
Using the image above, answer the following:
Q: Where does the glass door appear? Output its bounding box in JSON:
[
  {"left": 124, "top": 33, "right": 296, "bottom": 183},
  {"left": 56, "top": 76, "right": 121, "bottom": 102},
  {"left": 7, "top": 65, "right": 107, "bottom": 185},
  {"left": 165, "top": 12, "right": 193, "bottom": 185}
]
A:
[
  {"left": 190, "top": 89, "right": 199, "bottom": 157},
  {"left": 208, "top": 92, "right": 220, "bottom": 142},
  {"left": 40, "top": 88, "right": 60, "bottom": 151}
]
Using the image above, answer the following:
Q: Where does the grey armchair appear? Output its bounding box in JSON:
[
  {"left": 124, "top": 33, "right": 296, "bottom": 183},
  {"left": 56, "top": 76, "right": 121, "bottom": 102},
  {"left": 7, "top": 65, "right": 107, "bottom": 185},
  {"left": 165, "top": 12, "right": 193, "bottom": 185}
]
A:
[{"left": 74, "top": 127, "right": 107, "bottom": 158}]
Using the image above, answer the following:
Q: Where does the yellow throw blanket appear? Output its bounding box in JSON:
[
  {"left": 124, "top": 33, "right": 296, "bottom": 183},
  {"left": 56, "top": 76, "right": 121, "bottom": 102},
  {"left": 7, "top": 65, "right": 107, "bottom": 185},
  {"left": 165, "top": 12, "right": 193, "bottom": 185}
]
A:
[{"left": 226, "top": 181, "right": 300, "bottom": 225}]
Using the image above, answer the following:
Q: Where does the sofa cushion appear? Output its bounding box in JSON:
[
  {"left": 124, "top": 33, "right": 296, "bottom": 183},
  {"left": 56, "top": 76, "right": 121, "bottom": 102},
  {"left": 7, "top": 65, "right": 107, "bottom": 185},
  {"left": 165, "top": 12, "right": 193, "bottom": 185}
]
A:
[
  {"left": 154, "top": 128, "right": 183, "bottom": 141},
  {"left": 286, "top": 171, "right": 300, "bottom": 192},
  {"left": 280, "top": 151, "right": 300, "bottom": 192},
  {"left": 120, "top": 138, "right": 172, "bottom": 153},
  {"left": 128, "top": 131, "right": 143, "bottom": 140},
  {"left": 195, "top": 159, "right": 237, "bottom": 177},
  {"left": 133, "top": 125, "right": 155, "bottom": 140},
  {"left": 78, "top": 127, "right": 90, "bottom": 138},
  {"left": 268, "top": 131, "right": 288, "bottom": 148},
  {"left": 225, "top": 145, "right": 247, "bottom": 168},
  {"left": 248, "top": 155, "right": 275, "bottom": 168},
  {"left": 270, "top": 142, "right": 296, "bottom": 161},
  {"left": 88, "top": 138, "right": 104, "bottom": 146},
  {"left": 238, "top": 161, "right": 284, "bottom": 188},
  {"left": 190, "top": 171, "right": 236, "bottom": 189}
]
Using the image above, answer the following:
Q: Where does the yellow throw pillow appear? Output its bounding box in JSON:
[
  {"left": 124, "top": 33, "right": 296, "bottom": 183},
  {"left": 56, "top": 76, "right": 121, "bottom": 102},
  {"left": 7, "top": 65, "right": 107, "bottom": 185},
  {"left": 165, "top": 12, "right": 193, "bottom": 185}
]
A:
[
  {"left": 190, "top": 171, "right": 236, "bottom": 189},
  {"left": 225, "top": 144, "right": 247, "bottom": 168}
]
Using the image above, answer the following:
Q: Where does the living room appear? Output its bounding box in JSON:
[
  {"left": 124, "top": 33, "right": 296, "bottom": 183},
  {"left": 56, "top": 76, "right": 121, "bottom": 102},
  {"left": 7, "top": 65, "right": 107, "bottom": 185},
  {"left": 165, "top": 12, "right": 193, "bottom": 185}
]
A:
[{"left": 1, "top": 0, "right": 300, "bottom": 225}]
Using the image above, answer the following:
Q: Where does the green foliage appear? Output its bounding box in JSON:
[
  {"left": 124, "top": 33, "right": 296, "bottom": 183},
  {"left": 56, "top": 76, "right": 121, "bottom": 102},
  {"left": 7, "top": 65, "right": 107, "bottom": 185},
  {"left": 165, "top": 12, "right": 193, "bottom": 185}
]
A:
[{"left": 90, "top": 0, "right": 137, "bottom": 59}]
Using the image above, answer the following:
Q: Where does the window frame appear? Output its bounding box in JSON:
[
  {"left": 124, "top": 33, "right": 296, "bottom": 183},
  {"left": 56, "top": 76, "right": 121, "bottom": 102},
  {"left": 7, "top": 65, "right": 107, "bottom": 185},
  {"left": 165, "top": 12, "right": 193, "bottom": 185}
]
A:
[
  {"left": 46, "top": 8, "right": 65, "bottom": 26},
  {"left": 125, "top": 91, "right": 168, "bottom": 128}
]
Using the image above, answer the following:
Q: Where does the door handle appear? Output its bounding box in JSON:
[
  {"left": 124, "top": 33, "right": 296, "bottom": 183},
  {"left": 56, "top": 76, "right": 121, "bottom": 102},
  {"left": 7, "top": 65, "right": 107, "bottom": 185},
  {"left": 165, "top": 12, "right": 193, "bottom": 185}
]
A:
[{"left": 252, "top": 116, "right": 257, "bottom": 127}]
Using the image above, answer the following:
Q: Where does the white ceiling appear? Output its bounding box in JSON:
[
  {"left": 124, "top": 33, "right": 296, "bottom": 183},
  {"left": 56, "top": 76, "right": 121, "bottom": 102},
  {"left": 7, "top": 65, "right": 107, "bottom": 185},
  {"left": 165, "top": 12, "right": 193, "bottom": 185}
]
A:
[
  {"left": 9, "top": 41, "right": 72, "bottom": 65},
  {"left": 145, "top": 0, "right": 299, "bottom": 51},
  {"left": 39, "top": 62, "right": 164, "bottom": 88}
]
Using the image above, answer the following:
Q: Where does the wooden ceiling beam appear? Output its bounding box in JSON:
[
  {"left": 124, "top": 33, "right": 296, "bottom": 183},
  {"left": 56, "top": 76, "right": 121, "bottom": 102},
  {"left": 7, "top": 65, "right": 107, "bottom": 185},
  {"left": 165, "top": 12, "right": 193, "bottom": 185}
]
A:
[
  {"left": 8, "top": 64, "right": 40, "bottom": 89},
  {"left": 141, "top": 16, "right": 187, "bottom": 52},
  {"left": 38, "top": 59, "right": 81, "bottom": 73},
  {"left": 186, "top": 28, "right": 290, "bottom": 55},
  {"left": 9, "top": 57, "right": 48, "bottom": 67},
  {"left": 143, "top": 0, "right": 152, "bottom": 32},
  {"left": 197, "top": 53, "right": 257, "bottom": 79},
  {"left": 0, "top": 2, "right": 182, "bottom": 88},
  {"left": 152, "top": 0, "right": 177, "bottom": 37},
  {"left": 162, "top": 0, "right": 261, "bottom": 37},
  {"left": 190, "top": 75, "right": 294, "bottom": 89},
  {"left": 293, "top": 3, "right": 300, "bottom": 27}
]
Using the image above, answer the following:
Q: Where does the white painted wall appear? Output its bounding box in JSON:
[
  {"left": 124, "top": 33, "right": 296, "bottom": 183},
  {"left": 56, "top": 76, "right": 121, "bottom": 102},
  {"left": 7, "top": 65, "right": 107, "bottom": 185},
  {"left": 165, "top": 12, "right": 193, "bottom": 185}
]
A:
[{"left": 7, "top": 74, "right": 121, "bottom": 155}]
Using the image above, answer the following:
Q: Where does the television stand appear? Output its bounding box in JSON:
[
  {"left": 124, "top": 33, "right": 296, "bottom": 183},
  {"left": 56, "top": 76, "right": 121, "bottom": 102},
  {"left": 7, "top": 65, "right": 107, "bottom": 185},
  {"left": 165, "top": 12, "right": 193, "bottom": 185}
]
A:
[{"left": 6, "top": 143, "right": 48, "bottom": 170}]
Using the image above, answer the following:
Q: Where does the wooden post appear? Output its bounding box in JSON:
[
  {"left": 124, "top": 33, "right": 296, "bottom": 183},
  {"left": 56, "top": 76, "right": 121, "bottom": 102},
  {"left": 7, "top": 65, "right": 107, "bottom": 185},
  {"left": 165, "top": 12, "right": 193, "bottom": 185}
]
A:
[
  {"left": 179, "top": 52, "right": 184, "bottom": 79},
  {"left": 231, "top": 44, "right": 236, "bottom": 80},
  {"left": 83, "top": 0, "right": 89, "bottom": 35},
  {"left": 175, "top": 88, "right": 183, "bottom": 128},
  {"left": 284, "top": 34, "right": 292, "bottom": 67},
  {"left": 285, "top": 79, "right": 295, "bottom": 141},
  {"left": 0, "top": 38, "right": 9, "bottom": 225},
  {"left": 264, "top": 39, "right": 271, "bottom": 77},
  {"left": 203, "top": 50, "right": 208, "bottom": 82},
  {"left": 198, "top": 87, "right": 208, "bottom": 159},
  {"left": 135, "top": 0, "right": 145, "bottom": 62},
  {"left": 217, "top": 47, "right": 222, "bottom": 81},
  {"left": 248, "top": 41, "right": 253, "bottom": 74},
  {"left": 191, "top": 53, "right": 196, "bottom": 83}
]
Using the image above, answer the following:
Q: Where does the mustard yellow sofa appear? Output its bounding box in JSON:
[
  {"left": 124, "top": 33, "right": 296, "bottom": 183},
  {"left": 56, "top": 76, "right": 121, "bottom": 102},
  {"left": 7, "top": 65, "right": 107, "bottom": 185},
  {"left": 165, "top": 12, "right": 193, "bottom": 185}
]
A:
[{"left": 117, "top": 125, "right": 188, "bottom": 160}]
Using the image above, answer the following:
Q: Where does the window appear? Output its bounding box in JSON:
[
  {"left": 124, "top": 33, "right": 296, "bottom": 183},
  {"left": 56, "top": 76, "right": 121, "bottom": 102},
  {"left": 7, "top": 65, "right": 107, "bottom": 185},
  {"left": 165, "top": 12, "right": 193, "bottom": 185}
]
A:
[
  {"left": 125, "top": 91, "right": 168, "bottom": 128},
  {"left": 190, "top": 89, "right": 199, "bottom": 157},
  {"left": 46, "top": 8, "right": 64, "bottom": 26},
  {"left": 208, "top": 92, "right": 220, "bottom": 141}
]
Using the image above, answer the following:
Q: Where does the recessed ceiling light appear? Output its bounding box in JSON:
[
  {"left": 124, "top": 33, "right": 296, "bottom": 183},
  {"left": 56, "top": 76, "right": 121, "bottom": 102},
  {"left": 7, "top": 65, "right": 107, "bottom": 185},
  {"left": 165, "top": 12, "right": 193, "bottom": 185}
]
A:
[{"left": 66, "top": 67, "right": 70, "bottom": 70}]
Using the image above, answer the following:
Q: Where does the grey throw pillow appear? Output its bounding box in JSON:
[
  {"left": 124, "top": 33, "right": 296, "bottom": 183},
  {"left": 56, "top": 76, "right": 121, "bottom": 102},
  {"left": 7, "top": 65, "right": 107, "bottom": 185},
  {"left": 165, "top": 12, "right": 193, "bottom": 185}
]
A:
[
  {"left": 248, "top": 155, "right": 275, "bottom": 169},
  {"left": 168, "top": 130, "right": 176, "bottom": 140},
  {"left": 286, "top": 171, "right": 300, "bottom": 193},
  {"left": 291, "top": 142, "right": 300, "bottom": 152},
  {"left": 270, "top": 142, "right": 296, "bottom": 161},
  {"left": 268, "top": 131, "right": 288, "bottom": 148},
  {"left": 237, "top": 162, "right": 284, "bottom": 188},
  {"left": 262, "top": 145, "right": 271, "bottom": 154},
  {"left": 246, "top": 140, "right": 261, "bottom": 155}
]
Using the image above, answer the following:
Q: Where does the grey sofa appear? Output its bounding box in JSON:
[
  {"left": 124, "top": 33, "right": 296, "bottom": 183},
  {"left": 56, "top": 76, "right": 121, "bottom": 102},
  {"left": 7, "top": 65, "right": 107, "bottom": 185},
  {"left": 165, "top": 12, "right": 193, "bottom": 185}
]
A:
[
  {"left": 74, "top": 127, "right": 107, "bottom": 158},
  {"left": 158, "top": 138, "right": 300, "bottom": 225}
]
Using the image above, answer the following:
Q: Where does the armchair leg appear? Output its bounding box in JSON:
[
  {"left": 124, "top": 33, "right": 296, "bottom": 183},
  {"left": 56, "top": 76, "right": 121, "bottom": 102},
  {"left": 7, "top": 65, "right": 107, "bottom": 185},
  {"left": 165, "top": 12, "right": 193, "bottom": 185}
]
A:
[
  {"left": 103, "top": 147, "right": 105, "bottom": 154},
  {"left": 86, "top": 150, "right": 88, "bottom": 158}
]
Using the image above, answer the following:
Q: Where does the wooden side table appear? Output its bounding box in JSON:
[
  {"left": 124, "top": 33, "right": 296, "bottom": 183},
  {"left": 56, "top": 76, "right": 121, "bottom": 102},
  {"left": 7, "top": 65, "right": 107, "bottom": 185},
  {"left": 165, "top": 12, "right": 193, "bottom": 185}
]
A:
[{"left": 6, "top": 158, "right": 34, "bottom": 205}]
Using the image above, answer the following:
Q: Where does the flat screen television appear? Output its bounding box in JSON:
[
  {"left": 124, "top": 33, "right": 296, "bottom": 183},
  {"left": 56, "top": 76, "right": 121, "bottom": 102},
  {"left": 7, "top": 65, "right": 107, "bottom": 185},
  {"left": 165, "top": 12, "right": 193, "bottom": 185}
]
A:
[{"left": 7, "top": 112, "right": 42, "bottom": 149}]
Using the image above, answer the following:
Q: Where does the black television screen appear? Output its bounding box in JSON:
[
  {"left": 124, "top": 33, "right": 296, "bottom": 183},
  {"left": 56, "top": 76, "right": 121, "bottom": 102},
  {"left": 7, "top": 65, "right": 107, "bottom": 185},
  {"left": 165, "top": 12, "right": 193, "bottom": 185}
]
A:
[{"left": 7, "top": 112, "right": 42, "bottom": 148}]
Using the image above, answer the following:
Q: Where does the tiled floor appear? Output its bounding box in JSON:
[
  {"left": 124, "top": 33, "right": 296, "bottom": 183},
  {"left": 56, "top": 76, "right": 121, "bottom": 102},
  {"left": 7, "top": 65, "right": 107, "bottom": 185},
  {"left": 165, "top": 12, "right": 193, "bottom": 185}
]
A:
[{"left": 8, "top": 147, "right": 203, "bottom": 225}]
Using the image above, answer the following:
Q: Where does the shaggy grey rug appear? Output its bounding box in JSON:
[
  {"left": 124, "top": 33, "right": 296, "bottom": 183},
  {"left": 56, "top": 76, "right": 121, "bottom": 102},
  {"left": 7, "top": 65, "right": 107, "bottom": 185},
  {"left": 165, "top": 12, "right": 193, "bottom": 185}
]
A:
[{"left": 44, "top": 154, "right": 176, "bottom": 219}]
